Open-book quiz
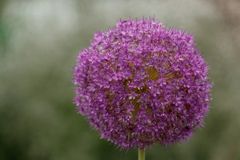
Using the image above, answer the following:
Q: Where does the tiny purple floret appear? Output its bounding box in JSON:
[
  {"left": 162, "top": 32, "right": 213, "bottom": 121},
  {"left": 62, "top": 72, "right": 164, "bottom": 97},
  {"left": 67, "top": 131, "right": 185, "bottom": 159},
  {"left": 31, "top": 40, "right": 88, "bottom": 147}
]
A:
[{"left": 73, "top": 18, "right": 212, "bottom": 150}]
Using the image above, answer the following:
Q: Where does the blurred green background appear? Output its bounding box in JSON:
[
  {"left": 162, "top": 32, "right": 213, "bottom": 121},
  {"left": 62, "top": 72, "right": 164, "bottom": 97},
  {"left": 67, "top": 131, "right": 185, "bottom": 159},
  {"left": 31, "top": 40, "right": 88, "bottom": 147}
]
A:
[{"left": 0, "top": 0, "right": 240, "bottom": 160}]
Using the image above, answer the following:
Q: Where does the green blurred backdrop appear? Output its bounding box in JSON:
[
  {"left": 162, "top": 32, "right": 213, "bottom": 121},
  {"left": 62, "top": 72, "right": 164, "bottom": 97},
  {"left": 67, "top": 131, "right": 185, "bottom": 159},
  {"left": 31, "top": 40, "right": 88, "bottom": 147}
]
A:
[{"left": 0, "top": 0, "right": 240, "bottom": 160}]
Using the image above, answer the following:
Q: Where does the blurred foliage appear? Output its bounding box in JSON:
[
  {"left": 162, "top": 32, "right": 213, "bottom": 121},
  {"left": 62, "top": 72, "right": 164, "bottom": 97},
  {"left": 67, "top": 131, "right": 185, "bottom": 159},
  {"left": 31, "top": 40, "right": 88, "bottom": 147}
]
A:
[{"left": 0, "top": 0, "right": 240, "bottom": 160}]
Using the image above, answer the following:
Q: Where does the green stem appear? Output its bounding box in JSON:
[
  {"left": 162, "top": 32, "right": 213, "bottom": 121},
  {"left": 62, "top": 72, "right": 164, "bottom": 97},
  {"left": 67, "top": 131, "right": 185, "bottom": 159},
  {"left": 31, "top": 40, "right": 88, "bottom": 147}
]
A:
[{"left": 138, "top": 148, "right": 145, "bottom": 160}]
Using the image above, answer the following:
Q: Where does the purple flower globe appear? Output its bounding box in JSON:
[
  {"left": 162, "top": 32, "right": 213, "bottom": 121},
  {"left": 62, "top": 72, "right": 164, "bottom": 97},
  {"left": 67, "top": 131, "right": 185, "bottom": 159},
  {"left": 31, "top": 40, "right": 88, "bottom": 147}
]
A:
[{"left": 73, "top": 18, "right": 212, "bottom": 150}]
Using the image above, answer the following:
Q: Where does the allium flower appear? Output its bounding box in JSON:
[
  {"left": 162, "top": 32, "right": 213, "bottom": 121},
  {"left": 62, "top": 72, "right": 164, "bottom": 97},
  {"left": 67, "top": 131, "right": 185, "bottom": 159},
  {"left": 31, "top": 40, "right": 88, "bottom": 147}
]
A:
[{"left": 73, "top": 18, "right": 212, "bottom": 150}]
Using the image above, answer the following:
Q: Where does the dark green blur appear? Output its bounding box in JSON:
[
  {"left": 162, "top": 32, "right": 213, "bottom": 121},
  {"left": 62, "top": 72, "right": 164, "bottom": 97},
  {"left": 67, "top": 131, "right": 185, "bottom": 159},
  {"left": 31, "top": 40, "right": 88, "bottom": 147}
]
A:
[{"left": 0, "top": 0, "right": 240, "bottom": 160}]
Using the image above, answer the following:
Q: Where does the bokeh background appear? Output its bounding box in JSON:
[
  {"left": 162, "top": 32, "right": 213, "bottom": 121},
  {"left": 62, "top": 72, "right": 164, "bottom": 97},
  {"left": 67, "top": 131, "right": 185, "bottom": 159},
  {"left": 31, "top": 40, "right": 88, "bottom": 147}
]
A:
[{"left": 1, "top": 0, "right": 240, "bottom": 160}]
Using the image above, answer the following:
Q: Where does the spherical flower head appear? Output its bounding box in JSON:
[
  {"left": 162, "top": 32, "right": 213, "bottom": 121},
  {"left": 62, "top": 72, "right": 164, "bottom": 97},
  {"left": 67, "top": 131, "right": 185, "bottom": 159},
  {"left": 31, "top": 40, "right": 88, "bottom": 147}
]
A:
[{"left": 73, "top": 18, "right": 212, "bottom": 150}]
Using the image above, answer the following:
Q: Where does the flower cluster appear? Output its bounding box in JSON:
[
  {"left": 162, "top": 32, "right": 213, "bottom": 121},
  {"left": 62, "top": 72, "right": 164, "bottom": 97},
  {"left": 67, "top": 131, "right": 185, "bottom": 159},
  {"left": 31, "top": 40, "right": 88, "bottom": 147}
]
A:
[{"left": 73, "top": 18, "right": 212, "bottom": 150}]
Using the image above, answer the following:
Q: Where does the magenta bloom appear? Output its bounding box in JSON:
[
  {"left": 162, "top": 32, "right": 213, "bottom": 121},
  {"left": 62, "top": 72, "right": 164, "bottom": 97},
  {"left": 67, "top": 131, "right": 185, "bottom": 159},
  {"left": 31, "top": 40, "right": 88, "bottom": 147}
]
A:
[{"left": 73, "top": 18, "right": 212, "bottom": 150}]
